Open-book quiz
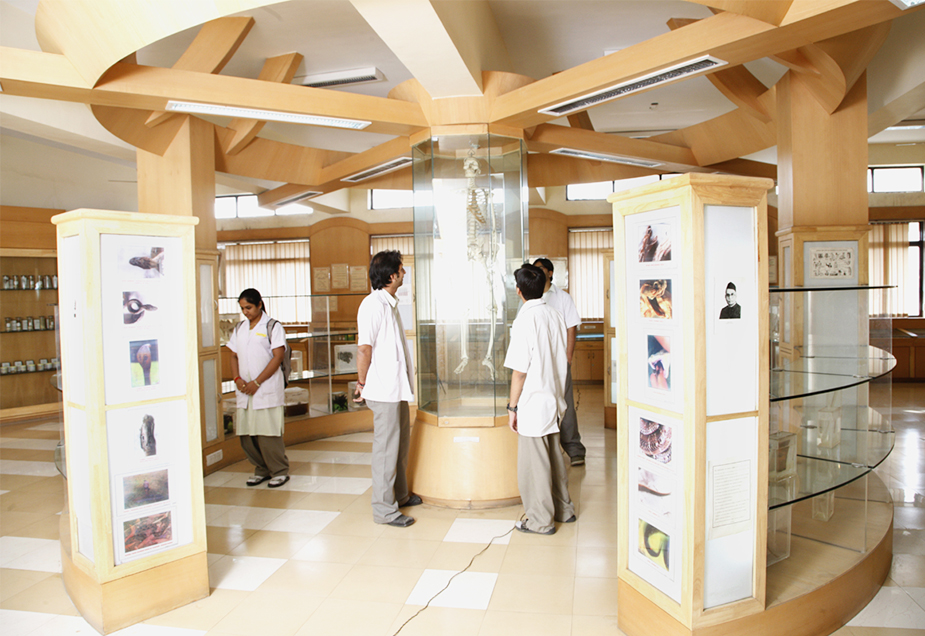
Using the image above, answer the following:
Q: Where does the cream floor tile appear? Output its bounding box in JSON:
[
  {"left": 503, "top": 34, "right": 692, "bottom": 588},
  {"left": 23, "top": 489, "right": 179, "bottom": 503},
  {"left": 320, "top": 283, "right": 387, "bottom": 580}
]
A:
[
  {"left": 207, "top": 505, "right": 286, "bottom": 530},
  {"left": 209, "top": 588, "right": 322, "bottom": 636},
  {"left": 318, "top": 512, "right": 386, "bottom": 538},
  {"left": 203, "top": 504, "right": 234, "bottom": 524},
  {"left": 357, "top": 537, "right": 441, "bottom": 569},
  {"left": 0, "top": 491, "right": 64, "bottom": 515},
  {"left": 387, "top": 606, "right": 485, "bottom": 636},
  {"left": 572, "top": 576, "right": 619, "bottom": 616},
  {"left": 25, "top": 423, "right": 62, "bottom": 432},
  {"left": 843, "top": 627, "right": 925, "bottom": 636},
  {"left": 0, "top": 608, "right": 59, "bottom": 636},
  {"left": 0, "top": 438, "right": 60, "bottom": 451},
  {"left": 290, "top": 533, "right": 376, "bottom": 564},
  {"left": 894, "top": 529, "right": 925, "bottom": 555},
  {"left": 478, "top": 610, "right": 573, "bottom": 636},
  {"left": 11, "top": 514, "right": 61, "bottom": 541},
  {"left": 455, "top": 506, "right": 525, "bottom": 522},
  {"left": 405, "top": 569, "right": 498, "bottom": 610},
  {"left": 291, "top": 598, "right": 401, "bottom": 636},
  {"left": 256, "top": 559, "right": 351, "bottom": 595},
  {"left": 287, "top": 492, "right": 360, "bottom": 511},
  {"left": 426, "top": 542, "right": 508, "bottom": 573},
  {"left": 891, "top": 555, "right": 925, "bottom": 588},
  {"left": 0, "top": 474, "right": 48, "bottom": 491},
  {"left": 0, "top": 511, "right": 50, "bottom": 535},
  {"left": 0, "top": 460, "right": 58, "bottom": 477},
  {"left": 328, "top": 564, "right": 425, "bottom": 604},
  {"left": 378, "top": 515, "right": 456, "bottom": 542},
  {"left": 0, "top": 568, "right": 54, "bottom": 603},
  {"left": 287, "top": 462, "right": 344, "bottom": 477},
  {"left": 500, "top": 543, "right": 577, "bottom": 577},
  {"left": 14, "top": 613, "right": 100, "bottom": 635},
  {"left": 143, "top": 588, "right": 248, "bottom": 631},
  {"left": 576, "top": 520, "right": 619, "bottom": 548},
  {"left": 113, "top": 623, "right": 208, "bottom": 635},
  {"left": 571, "top": 614, "right": 629, "bottom": 636},
  {"left": 488, "top": 573, "right": 575, "bottom": 615},
  {"left": 575, "top": 545, "right": 619, "bottom": 579},
  {"left": 0, "top": 574, "right": 78, "bottom": 616},
  {"left": 508, "top": 519, "right": 579, "bottom": 547},
  {"left": 340, "top": 491, "right": 373, "bottom": 515},
  {"left": 5, "top": 476, "right": 67, "bottom": 495},
  {"left": 264, "top": 474, "right": 331, "bottom": 493},
  {"left": 308, "top": 451, "right": 372, "bottom": 465},
  {"left": 332, "top": 463, "right": 374, "bottom": 478},
  {"left": 848, "top": 587, "right": 925, "bottom": 629},
  {"left": 207, "top": 555, "right": 287, "bottom": 591},
  {"left": 227, "top": 529, "right": 314, "bottom": 559},
  {"left": 443, "top": 519, "right": 515, "bottom": 545},
  {"left": 204, "top": 526, "right": 256, "bottom": 555},
  {"left": 201, "top": 472, "right": 237, "bottom": 488},
  {"left": 906, "top": 587, "right": 925, "bottom": 612},
  {"left": 260, "top": 509, "right": 339, "bottom": 534},
  {"left": 311, "top": 476, "right": 372, "bottom": 495}
]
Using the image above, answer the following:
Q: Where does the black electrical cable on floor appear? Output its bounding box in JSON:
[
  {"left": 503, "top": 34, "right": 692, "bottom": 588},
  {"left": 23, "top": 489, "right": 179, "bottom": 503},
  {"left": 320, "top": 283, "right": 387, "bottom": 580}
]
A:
[{"left": 390, "top": 524, "right": 516, "bottom": 636}]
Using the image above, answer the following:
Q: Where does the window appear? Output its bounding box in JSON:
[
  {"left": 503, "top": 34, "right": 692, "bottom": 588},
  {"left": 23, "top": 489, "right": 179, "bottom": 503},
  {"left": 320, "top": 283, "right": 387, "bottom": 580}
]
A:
[
  {"left": 868, "top": 166, "right": 925, "bottom": 193},
  {"left": 908, "top": 222, "right": 924, "bottom": 317},
  {"left": 566, "top": 174, "right": 681, "bottom": 201},
  {"left": 215, "top": 194, "right": 312, "bottom": 218},
  {"left": 370, "top": 190, "right": 414, "bottom": 210},
  {"left": 219, "top": 240, "right": 312, "bottom": 322},
  {"left": 869, "top": 221, "right": 925, "bottom": 317},
  {"left": 568, "top": 228, "right": 614, "bottom": 320}
]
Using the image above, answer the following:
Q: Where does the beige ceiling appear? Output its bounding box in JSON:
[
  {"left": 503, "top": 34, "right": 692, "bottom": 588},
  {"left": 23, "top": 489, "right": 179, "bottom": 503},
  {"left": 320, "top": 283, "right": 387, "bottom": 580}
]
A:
[{"left": 1, "top": 0, "right": 923, "bottom": 216}]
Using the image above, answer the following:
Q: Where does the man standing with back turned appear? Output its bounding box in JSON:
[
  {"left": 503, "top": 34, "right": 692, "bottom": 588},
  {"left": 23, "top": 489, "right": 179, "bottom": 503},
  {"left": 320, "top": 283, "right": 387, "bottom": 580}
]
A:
[
  {"left": 533, "top": 258, "right": 586, "bottom": 466},
  {"left": 505, "top": 264, "right": 576, "bottom": 535},
  {"left": 354, "top": 250, "right": 422, "bottom": 527}
]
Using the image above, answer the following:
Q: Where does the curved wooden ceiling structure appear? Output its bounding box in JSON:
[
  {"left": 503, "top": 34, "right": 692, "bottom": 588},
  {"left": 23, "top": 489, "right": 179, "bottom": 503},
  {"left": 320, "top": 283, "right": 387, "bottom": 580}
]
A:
[{"left": 0, "top": 0, "right": 916, "bottom": 209}]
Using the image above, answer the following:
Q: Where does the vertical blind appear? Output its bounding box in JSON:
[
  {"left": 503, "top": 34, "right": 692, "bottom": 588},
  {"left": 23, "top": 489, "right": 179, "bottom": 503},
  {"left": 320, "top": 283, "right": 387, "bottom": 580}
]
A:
[
  {"left": 869, "top": 222, "right": 908, "bottom": 316},
  {"left": 371, "top": 235, "right": 414, "bottom": 256},
  {"left": 568, "top": 229, "right": 614, "bottom": 321},
  {"left": 220, "top": 241, "right": 312, "bottom": 322}
]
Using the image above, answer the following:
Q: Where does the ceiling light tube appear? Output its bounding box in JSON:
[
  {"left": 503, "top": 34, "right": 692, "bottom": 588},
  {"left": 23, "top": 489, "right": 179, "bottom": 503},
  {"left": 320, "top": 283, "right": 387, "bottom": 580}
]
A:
[
  {"left": 165, "top": 101, "right": 371, "bottom": 130},
  {"left": 550, "top": 148, "right": 663, "bottom": 168}
]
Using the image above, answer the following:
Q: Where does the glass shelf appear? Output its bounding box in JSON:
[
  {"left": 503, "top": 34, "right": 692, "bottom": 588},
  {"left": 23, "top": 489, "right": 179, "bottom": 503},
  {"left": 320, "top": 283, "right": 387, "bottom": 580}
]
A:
[{"left": 771, "top": 345, "right": 896, "bottom": 401}]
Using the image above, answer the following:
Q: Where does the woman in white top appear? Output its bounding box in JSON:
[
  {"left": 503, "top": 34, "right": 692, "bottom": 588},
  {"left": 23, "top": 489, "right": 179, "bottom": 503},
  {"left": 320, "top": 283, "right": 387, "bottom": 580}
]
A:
[{"left": 227, "top": 288, "right": 290, "bottom": 488}]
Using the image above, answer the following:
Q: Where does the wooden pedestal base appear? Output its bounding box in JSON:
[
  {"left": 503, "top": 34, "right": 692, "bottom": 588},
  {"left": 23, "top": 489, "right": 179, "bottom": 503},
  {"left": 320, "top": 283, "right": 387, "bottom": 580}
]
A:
[
  {"left": 604, "top": 406, "right": 616, "bottom": 430},
  {"left": 407, "top": 413, "right": 520, "bottom": 509},
  {"left": 61, "top": 548, "right": 210, "bottom": 634}
]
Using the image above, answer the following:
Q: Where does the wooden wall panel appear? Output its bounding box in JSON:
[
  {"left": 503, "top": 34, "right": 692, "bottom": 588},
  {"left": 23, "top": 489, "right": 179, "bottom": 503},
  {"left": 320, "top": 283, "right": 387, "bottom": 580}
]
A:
[
  {"left": 0, "top": 206, "right": 61, "bottom": 250},
  {"left": 529, "top": 207, "right": 568, "bottom": 259}
]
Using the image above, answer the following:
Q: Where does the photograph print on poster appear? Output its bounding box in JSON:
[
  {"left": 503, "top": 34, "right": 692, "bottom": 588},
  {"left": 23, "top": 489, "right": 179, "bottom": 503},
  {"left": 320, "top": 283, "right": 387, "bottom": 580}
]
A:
[
  {"left": 638, "top": 519, "right": 671, "bottom": 573},
  {"left": 637, "top": 223, "right": 672, "bottom": 263},
  {"left": 121, "top": 468, "right": 169, "bottom": 511},
  {"left": 647, "top": 334, "right": 671, "bottom": 391},
  {"left": 639, "top": 279, "right": 672, "bottom": 319},
  {"left": 122, "top": 509, "right": 175, "bottom": 558},
  {"left": 638, "top": 466, "right": 674, "bottom": 521},
  {"left": 129, "top": 339, "right": 159, "bottom": 388},
  {"left": 639, "top": 415, "right": 673, "bottom": 465},
  {"left": 122, "top": 290, "right": 160, "bottom": 327}
]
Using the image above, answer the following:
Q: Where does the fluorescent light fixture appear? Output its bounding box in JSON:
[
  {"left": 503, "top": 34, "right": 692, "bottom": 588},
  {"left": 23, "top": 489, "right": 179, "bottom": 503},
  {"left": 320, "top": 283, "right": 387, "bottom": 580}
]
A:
[
  {"left": 887, "top": 0, "right": 925, "bottom": 8},
  {"left": 886, "top": 121, "right": 925, "bottom": 131},
  {"left": 275, "top": 191, "right": 322, "bottom": 206},
  {"left": 539, "top": 55, "right": 727, "bottom": 117},
  {"left": 550, "top": 148, "right": 663, "bottom": 168},
  {"left": 342, "top": 156, "right": 414, "bottom": 183},
  {"left": 298, "top": 67, "right": 385, "bottom": 88},
  {"left": 165, "top": 101, "right": 370, "bottom": 130}
]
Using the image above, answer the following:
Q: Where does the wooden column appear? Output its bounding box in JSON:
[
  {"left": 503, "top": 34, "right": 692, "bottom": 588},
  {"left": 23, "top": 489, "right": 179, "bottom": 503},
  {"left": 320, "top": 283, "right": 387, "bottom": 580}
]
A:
[{"left": 137, "top": 115, "right": 217, "bottom": 250}]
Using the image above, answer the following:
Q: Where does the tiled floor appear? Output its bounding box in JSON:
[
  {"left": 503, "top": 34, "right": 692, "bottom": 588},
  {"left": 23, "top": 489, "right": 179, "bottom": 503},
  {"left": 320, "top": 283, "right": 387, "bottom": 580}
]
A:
[{"left": 1, "top": 384, "right": 923, "bottom": 636}]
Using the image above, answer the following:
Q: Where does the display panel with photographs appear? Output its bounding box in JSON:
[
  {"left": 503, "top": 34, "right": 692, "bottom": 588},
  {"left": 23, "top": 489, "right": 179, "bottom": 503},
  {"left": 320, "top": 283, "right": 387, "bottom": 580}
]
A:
[
  {"left": 107, "top": 400, "right": 193, "bottom": 564},
  {"left": 100, "top": 234, "right": 186, "bottom": 405},
  {"left": 624, "top": 207, "right": 683, "bottom": 410},
  {"left": 628, "top": 406, "right": 683, "bottom": 602}
]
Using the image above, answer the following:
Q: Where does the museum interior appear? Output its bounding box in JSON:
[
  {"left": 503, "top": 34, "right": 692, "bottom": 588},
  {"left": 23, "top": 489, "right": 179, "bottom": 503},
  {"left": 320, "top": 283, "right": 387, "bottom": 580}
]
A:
[{"left": 1, "top": 1, "right": 925, "bottom": 635}]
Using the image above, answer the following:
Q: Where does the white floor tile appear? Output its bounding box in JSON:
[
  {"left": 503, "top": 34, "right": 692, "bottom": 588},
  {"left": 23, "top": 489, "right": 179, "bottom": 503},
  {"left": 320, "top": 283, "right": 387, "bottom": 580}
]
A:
[
  {"left": 406, "top": 569, "right": 498, "bottom": 610},
  {"left": 203, "top": 504, "right": 234, "bottom": 523},
  {"left": 284, "top": 474, "right": 331, "bottom": 493},
  {"left": 285, "top": 450, "right": 321, "bottom": 462},
  {"left": 25, "top": 614, "right": 100, "bottom": 635},
  {"left": 262, "top": 509, "right": 340, "bottom": 534},
  {"left": 312, "top": 476, "right": 371, "bottom": 495},
  {"left": 208, "top": 506, "right": 287, "bottom": 530},
  {"left": 310, "top": 451, "right": 372, "bottom": 465},
  {"left": 0, "top": 609, "right": 58, "bottom": 636},
  {"left": 111, "top": 622, "right": 207, "bottom": 635},
  {"left": 0, "top": 438, "right": 60, "bottom": 450},
  {"left": 905, "top": 587, "right": 925, "bottom": 612},
  {"left": 207, "top": 554, "right": 287, "bottom": 591},
  {"left": 442, "top": 519, "right": 515, "bottom": 545},
  {"left": 202, "top": 472, "right": 237, "bottom": 487},
  {"left": 0, "top": 460, "right": 60, "bottom": 477},
  {"left": 847, "top": 586, "right": 925, "bottom": 628},
  {"left": 0, "top": 537, "right": 61, "bottom": 572}
]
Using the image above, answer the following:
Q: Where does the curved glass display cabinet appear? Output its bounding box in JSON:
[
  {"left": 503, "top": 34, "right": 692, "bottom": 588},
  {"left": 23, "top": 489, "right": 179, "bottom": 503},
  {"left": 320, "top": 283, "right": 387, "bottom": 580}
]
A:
[{"left": 767, "top": 285, "right": 895, "bottom": 567}]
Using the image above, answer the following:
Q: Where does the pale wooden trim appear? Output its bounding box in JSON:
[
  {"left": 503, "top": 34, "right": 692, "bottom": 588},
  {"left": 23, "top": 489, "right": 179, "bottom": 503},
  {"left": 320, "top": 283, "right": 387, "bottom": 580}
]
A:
[
  {"left": 0, "top": 248, "right": 57, "bottom": 258},
  {"left": 0, "top": 402, "right": 62, "bottom": 423}
]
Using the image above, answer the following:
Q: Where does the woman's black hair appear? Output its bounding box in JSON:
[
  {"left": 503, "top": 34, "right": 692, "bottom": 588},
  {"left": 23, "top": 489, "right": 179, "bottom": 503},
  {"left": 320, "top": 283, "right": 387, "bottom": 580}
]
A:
[
  {"left": 369, "top": 250, "right": 403, "bottom": 290},
  {"left": 238, "top": 288, "right": 266, "bottom": 313}
]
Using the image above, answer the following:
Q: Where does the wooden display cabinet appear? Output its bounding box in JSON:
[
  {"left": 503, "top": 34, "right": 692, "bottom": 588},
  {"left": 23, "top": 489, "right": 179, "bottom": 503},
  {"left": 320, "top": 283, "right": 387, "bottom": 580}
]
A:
[{"left": 0, "top": 249, "right": 61, "bottom": 420}]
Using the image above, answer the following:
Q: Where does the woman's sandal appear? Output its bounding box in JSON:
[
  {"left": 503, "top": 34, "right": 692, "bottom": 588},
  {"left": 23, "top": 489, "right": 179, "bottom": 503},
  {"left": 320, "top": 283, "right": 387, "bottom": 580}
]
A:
[
  {"left": 246, "top": 475, "right": 270, "bottom": 487},
  {"left": 267, "top": 475, "right": 290, "bottom": 488}
]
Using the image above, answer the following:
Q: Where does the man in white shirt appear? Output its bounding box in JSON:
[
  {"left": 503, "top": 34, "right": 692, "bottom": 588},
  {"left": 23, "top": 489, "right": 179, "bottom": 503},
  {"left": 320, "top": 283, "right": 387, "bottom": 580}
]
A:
[
  {"left": 533, "top": 258, "right": 586, "bottom": 466},
  {"left": 505, "top": 264, "right": 576, "bottom": 535},
  {"left": 354, "top": 251, "right": 422, "bottom": 527}
]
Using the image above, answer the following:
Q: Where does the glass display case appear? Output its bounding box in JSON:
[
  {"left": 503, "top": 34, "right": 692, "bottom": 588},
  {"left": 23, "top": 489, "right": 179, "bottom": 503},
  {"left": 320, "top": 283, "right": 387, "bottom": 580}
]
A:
[
  {"left": 412, "top": 132, "right": 527, "bottom": 422},
  {"left": 767, "top": 285, "right": 895, "bottom": 566},
  {"left": 219, "top": 293, "right": 368, "bottom": 422}
]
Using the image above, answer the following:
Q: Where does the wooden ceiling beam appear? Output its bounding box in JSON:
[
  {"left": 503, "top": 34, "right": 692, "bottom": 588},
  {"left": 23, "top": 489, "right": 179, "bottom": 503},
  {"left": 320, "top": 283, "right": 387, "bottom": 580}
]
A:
[
  {"left": 527, "top": 153, "right": 666, "bottom": 189},
  {"left": 527, "top": 123, "right": 699, "bottom": 170},
  {"left": 224, "top": 52, "right": 305, "bottom": 156},
  {"left": 567, "top": 112, "right": 595, "bottom": 131},
  {"left": 686, "top": 1, "right": 794, "bottom": 26},
  {"left": 490, "top": 1, "right": 903, "bottom": 130},
  {"left": 318, "top": 136, "right": 413, "bottom": 184},
  {"left": 146, "top": 17, "right": 256, "bottom": 128}
]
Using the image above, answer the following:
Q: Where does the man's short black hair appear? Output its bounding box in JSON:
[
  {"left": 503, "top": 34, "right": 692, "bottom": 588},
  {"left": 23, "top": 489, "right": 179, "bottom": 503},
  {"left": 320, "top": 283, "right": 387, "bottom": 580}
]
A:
[
  {"left": 369, "top": 250, "right": 402, "bottom": 290},
  {"left": 533, "top": 257, "right": 554, "bottom": 272},
  {"left": 515, "top": 263, "right": 546, "bottom": 301},
  {"left": 726, "top": 282, "right": 736, "bottom": 291}
]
